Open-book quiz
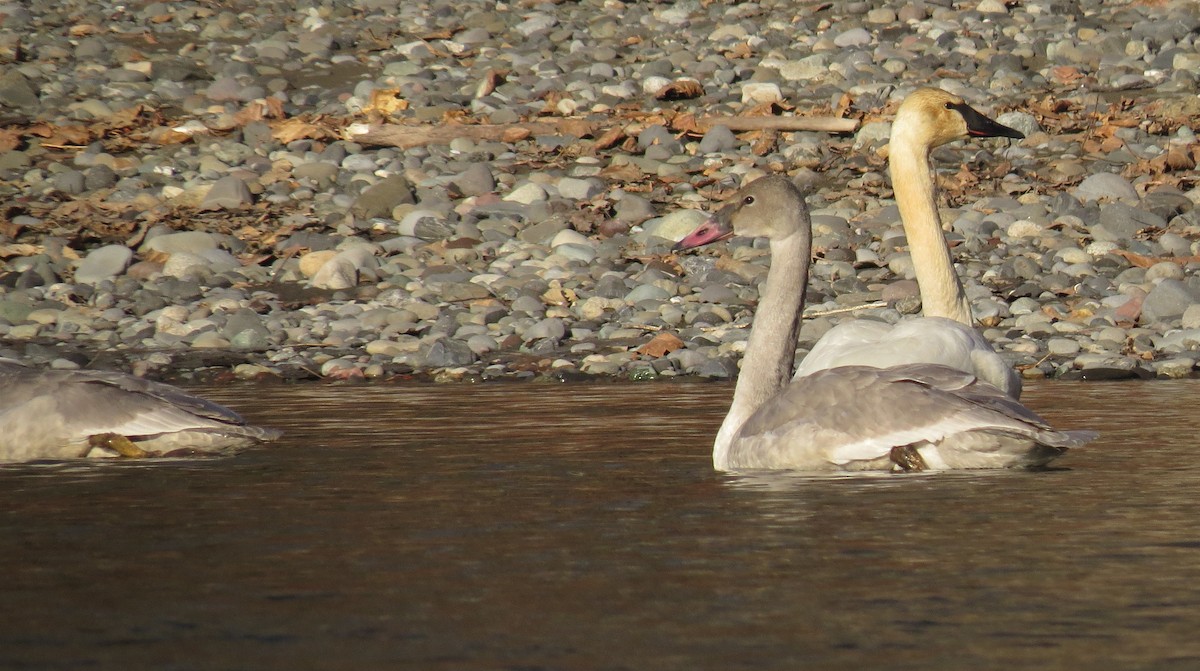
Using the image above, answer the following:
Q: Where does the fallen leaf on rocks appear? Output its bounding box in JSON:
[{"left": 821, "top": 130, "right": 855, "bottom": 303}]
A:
[
  {"left": 475, "top": 70, "right": 508, "bottom": 99},
  {"left": 0, "top": 243, "right": 41, "bottom": 257},
  {"left": 68, "top": 24, "right": 101, "bottom": 37},
  {"left": 364, "top": 88, "right": 409, "bottom": 116},
  {"left": 636, "top": 332, "right": 684, "bottom": 358},
  {"left": 0, "top": 128, "right": 20, "bottom": 152},
  {"left": 655, "top": 79, "right": 703, "bottom": 101},
  {"left": 724, "top": 41, "right": 754, "bottom": 59},
  {"left": 1112, "top": 249, "right": 1200, "bottom": 268},
  {"left": 592, "top": 125, "right": 627, "bottom": 151},
  {"left": 233, "top": 98, "right": 285, "bottom": 125},
  {"left": 271, "top": 117, "right": 333, "bottom": 143},
  {"left": 541, "top": 282, "right": 577, "bottom": 306},
  {"left": 27, "top": 123, "right": 91, "bottom": 146},
  {"left": 750, "top": 129, "right": 777, "bottom": 156}
]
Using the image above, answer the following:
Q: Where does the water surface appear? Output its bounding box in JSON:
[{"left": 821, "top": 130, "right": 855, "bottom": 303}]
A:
[{"left": 1, "top": 380, "right": 1198, "bottom": 670}]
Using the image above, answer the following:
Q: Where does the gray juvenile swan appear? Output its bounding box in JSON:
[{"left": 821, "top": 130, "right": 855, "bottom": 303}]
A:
[
  {"left": 0, "top": 358, "right": 281, "bottom": 462},
  {"left": 673, "top": 177, "right": 1095, "bottom": 472},
  {"left": 792, "top": 88, "right": 1024, "bottom": 398}
]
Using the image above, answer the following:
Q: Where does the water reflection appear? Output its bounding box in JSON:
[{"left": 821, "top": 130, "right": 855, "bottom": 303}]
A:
[{"left": 1, "top": 379, "right": 1199, "bottom": 669}]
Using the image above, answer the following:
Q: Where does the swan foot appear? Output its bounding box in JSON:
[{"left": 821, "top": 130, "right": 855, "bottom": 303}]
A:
[
  {"left": 88, "top": 433, "right": 151, "bottom": 458},
  {"left": 890, "top": 445, "right": 928, "bottom": 472}
]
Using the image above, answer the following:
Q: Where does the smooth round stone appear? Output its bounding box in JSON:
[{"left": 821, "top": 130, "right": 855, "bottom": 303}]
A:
[
  {"left": 550, "top": 229, "right": 591, "bottom": 248},
  {"left": 162, "top": 252, "right": 211, "bottom": 278},
  {"left": 142, "top": 231, "right": 218, "bottom": 255},
  {"left": 453, "top": 163, "right": 496, "bottom": 196},
  {"left": 1145, "top": 261, "right": 1185, "bottom": 282},
  {"left": 553, "top": 243, "right": 597, "bottom": 264},
  {"left": 74, "top": 245, "right": 132, "bottom": 284},
  {"left": 199, "top": 175, "right": 254, "bottom": 210},
  {"left": 625, "top": 284, "right": 671, "bottom": 303},
  {"left": 1047, "top": 338, "right": 1082, "bottom": 356},
  {"left": 740, "top": 82, "right": 782, "bottom": 105},
  {"left": 503, "top": 182, "right": 547, "bottom": 205},
  {"left": 191, "top": 331, "right": 232, "bottom": 348},
  {"left": 1072, "top": 173, "right": 1139, "bottom": 202},
  {"left": 556, "top": 177, "right": 604, "bottom": 200},
  {"left": 1007, "top": 220, "right": 1044, "bottom": 238},
  {"left": 523, "top": 317, "right": 565, "bottom": 341},
  {"left": 698, "top": 125, "right": 737, "bottom": 153},
  {"left": 341, "top": 154, "right": 377, "bottom": 172},
  {"left": 1155, "top": 357, "right": 1196, "bottom": 378},
  {"left": 832, "top": 28, "right": 871, "bottom": 47},
  {"left": 466, "top": 334, "right": 497, "bottom": 355}
]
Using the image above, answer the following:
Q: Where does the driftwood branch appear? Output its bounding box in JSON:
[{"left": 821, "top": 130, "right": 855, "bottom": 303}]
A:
[
  {"left": 345, "top": 120, "right": 601, "bottom": 149},
  {"left": 695, "top": 115, "right": 859, "bottom": 133},
  {"left": 346, "top": 113, "right": 859, "bottom": 150}
]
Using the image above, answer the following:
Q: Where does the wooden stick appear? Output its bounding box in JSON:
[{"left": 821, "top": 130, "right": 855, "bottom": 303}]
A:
[
  {"left": 696, "top": 115, "right": 859, "bottom": 133},
  {"left": 346, "top": 113, "right": 858, "bottom": 149},
  {"left": 345, "top": 119, "right": 601, "bottom": 149}
]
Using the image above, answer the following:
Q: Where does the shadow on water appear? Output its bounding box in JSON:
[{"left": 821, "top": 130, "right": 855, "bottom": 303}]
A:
[{"left": 1, "top": 379, "right": 1199, "bottom": 670}]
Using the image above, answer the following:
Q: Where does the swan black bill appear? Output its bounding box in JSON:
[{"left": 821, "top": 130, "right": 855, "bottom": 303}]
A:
[
  {"left": 951, "top": 102, "right": 1024, "bottom": 140},
  {"left": 672, "top": 216, "right": 734, "bottom": 252}
]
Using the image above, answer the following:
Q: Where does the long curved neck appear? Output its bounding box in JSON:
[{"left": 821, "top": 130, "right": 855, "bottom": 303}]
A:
[
  {"left": 889, "top": 134, "right": 974, "bottom": 325},
  {"left": 714, "top": 231, "right": 810, "bottom": 470}
]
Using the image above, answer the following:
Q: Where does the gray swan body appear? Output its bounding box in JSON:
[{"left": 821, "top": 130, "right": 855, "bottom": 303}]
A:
[
  {"left": 792, "top": 87, "right": 1023, "bottom": 398},
  {"left": 0, "top": 358, "right": 281, "bottom": 461},
  {"left": 674, "top": 177, "right": 1095, "bottom": 472}
]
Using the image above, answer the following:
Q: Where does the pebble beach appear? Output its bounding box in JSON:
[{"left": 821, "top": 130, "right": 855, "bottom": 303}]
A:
[{"left": 2, "top": 0, "right": 1199, "bottom": 384}]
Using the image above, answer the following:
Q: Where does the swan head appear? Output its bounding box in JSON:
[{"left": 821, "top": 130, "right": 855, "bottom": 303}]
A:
[
  {"left": 673, "top": 176, "right": 808, "bottom": 251},
  {"left": 892, "top": 87, "right": 1023, "bottom": 150}
]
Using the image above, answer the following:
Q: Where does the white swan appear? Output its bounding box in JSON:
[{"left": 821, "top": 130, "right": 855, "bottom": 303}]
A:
[
  {"left": 0, "top": 358, "right": 281, "bottom": 462},
  {"left": 793, "top": 88, "right": 1024, "bottom": 397},
  {"left": 674, "top": 176, "right": 1094, "bottom": 472}
]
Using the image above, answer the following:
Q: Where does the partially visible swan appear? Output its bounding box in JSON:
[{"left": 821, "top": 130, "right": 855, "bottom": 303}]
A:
[
  {"left": 673, "top": 176, "right": 1094, "bottom": 472},
  {"left": 793, "top": 88, "right": 1024, "bottom": 397},
  {"left": 0, "top": 358, "right": 281, "bottom": 462}
]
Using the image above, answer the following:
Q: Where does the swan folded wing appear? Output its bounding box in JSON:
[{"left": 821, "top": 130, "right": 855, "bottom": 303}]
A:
[
  {"left": 75, "top": 369, "right": 251, "bottom": 425},
  {"left": 793, "top": 317, "right": 1020, "bottom": 398},
  {"left": 732, "top": 365, "right": 1087, "bottom": 470},
  {"left": 5, "top": 368, "right": 273, "bottom": 442}
]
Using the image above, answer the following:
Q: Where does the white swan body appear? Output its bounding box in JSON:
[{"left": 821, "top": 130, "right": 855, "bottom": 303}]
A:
[
  {"left": 792, "top": 88, "right": 1024, "bottom": 398},
  {"left": 0, "top": 358, "right": 281, "bottom": 461},
  {"left": 674, "top": 176, "right": 1095, "bottom": 472}
]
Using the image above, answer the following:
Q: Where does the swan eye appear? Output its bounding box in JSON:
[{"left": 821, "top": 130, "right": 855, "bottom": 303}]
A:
[
  {"left": 743, "top": 195, "right": 756, "bottom": 205},
  {"left": 944, "top": 102, "right": 954, "bottom": 110}
]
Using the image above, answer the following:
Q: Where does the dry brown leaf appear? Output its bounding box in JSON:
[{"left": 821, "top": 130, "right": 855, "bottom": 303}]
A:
[
  {"left": 0, "top": 243, "right": 42, "bottom": 257},
  {"left": 475, "top": 69, "right": 508, "bottom": 99},
  {"left": 655, "top": 79, "right": 704, "bottom": 101},
  {"left": 1049, "top": 65, "right": 1085, "bottom": 85},
  {"left": 1112, "top": 249, "right": 1200, "bottom": 268},
  {"left": 271, "top": 117, "right": 333, "bottom": 143},
  {"left": 599, "top": 163, "right": 644, "bottom": 182},
  {"left": 636, "top": 332, "right": 684, "bottom": 358},
  {"left": 541, "top": 282, "right": 577, "bottom": 306},
  {"left": 364, "top": 88, "right": 409, "bottom": 116},
  {"left": 105, "top": 105, "right": 147, "bottom": 129},
  {"left": 725, "top": 41, "right": 754, "bottom": 59},
  {"left": 592, "top": 126, "right": 627, "bottom": 151},
  {"left": 750, "top": 129, "right": 777, "bottom": 156},
  {"left": 68, "top": 24, "right": 101, "bottom": 37},
  {"left": 0, "top": 128, "right": 21, "bottom": 152},
  {"left": 231, "top": 98, "right": 285, "bottom": 126},
  {"left": 667, "top": 112, "right": 704, "bottom": 136}
]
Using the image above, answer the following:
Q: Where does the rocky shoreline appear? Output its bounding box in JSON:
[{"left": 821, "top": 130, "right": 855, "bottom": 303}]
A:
[{"left": 2, "top": 0, "right": 1200, "bottom": 384}]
